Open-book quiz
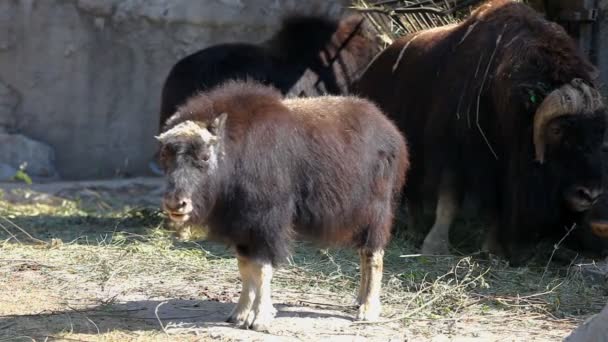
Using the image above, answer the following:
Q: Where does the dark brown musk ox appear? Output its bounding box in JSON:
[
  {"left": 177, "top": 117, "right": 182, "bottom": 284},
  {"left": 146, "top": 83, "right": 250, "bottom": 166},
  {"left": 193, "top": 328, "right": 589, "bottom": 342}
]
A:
[
  {"left": 354, "top": 0, "right": 607, "bottom": 264},
  {"left": 155, "top": 81, "right": 409, "bottom": 330}
]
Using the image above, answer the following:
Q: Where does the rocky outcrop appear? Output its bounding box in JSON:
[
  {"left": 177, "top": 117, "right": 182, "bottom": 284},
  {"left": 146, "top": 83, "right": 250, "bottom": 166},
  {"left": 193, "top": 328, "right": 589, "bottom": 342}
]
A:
[
  {"left": 0, "top": 0, "right": 349, "bottom": 179},
  {"left": 0, "top": 80, "right": 20, "bottom": 131},
  {"left": 0, "top": 133, "right": 57, "bottom": 179}
]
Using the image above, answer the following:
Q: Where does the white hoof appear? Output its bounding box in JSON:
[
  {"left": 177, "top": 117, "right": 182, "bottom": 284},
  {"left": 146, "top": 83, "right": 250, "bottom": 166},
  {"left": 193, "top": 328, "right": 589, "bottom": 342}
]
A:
[
  {"left": 421, "top": 238, "right": 450, "bottom": 255},
  {"left": 356, "top": 301, "right": 381, "bottom": 321}
]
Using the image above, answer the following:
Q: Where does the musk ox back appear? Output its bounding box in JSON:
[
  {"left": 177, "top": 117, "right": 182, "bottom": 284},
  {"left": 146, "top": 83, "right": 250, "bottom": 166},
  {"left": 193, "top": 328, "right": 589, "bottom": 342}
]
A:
[
  {"left": 354, "top": 0, "right": 606, "bottom": 264},
  {"left": 156, "top": 81, "right": 408, "bottom": 330}
]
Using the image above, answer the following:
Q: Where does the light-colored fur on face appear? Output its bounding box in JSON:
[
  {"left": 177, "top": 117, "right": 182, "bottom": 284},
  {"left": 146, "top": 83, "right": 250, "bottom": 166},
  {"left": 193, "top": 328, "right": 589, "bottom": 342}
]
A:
[
  {"left": 155, "top": 120, "right": 218, "bottom": 145},
  {"left": 155, "top": 116, "right": 226, "bottom": 175}
]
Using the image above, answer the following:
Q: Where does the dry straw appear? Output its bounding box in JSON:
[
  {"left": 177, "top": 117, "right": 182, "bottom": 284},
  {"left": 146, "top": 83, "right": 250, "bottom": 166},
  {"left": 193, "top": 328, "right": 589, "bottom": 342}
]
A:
[{"left": 350, "top": 0, "right": 482, "bottom": 47}]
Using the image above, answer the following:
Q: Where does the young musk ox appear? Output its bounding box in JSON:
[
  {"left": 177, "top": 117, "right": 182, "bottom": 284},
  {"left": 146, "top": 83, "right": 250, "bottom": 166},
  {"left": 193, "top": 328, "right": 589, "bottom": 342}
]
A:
[
  {"left": 157, "top": 14, "right": 380, "bottom": 133},
  {"left": 354, "top": 0, "right": 606, "bottom": 264},
  {"left": 156, "top": 81, "right": 409, "bottom": 330}
]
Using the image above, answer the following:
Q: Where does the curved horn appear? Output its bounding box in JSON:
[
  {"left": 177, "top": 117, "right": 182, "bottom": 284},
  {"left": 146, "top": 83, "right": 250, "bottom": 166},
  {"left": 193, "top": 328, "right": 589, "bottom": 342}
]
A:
[{"left": 533, "top": 78, "right": 604, "bottom": 163}]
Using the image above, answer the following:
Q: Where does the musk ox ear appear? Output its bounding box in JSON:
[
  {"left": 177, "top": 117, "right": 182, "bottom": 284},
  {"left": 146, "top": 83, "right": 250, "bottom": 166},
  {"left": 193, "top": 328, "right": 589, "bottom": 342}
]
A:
[{"left": 209, "top": 113, "right": 228, "bottom": 136}]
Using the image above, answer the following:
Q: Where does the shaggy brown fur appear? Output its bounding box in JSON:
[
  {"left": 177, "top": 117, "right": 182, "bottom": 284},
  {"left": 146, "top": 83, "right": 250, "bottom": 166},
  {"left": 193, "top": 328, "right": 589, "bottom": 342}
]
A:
[
  {"left": 354, "top": 0, "right": 606, "bottom": 264},
  {"left": 158, "top": 80, "right": 409, "bottom": 329}
]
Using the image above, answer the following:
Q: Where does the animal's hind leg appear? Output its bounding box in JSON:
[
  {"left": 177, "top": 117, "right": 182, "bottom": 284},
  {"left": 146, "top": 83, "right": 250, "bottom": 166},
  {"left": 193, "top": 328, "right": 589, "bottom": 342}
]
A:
[
  {"left": 421, "top": 170, "right": 459, "bottom": 255},
  {"left": 356, "top": 249, "right": 369, "bottom": 305},
  {"left": 357, "top": 248, "right": 384, "bottom": 321},
  {"left": 227, "top": 257, "right": 256, "bottom": 328}
]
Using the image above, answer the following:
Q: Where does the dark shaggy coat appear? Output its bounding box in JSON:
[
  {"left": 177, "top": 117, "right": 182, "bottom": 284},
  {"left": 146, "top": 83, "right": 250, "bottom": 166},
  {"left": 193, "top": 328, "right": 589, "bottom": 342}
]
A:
[
  {"left": 158, "top": 14, "right": 380, "bottom": 132},
  {"left": 159, "top": 81, "right": 409, "bottom": 265},
  {"left": 355, "top": 0, "right": 606, "bottom": 262}
]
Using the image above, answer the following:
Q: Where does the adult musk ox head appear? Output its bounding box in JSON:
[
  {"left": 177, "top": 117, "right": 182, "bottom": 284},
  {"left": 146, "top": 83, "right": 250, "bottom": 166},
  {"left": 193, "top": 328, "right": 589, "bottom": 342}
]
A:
[
  {"left": 156, "top": 113, "right": 228, "bottom": 224},
  {"left": 533, "top": 78, "right": 606, "bottom": 212}
]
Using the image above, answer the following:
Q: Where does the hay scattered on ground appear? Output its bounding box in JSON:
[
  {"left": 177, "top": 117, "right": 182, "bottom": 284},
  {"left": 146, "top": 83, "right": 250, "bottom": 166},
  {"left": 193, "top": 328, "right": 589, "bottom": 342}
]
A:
[{"left": 0, "top": 183, "right": 605, "bottom": 340}]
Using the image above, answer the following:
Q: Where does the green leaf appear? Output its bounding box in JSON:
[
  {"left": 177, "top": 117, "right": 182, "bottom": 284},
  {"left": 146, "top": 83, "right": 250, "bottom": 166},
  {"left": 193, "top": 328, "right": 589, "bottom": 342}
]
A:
[{"left": 13, "top": 169, "right": 32, "bottom": 185}]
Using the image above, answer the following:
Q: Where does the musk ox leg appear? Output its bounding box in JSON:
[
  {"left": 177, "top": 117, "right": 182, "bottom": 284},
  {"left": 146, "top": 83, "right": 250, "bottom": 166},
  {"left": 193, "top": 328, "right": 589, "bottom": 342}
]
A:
[
  {"left": 227, "top": 257, "right": 256, "bottom": 328},
  {"left": 421, "top": 171, "right": 458, "bottom": 255},
  {"left": 407, "top": 196, "right": 426, "bottom": 243},
  {"left": 482, "top": 223, "right": 505, "bottom": 257},
  {"left": 249, "top": 261, "right": 276, "bottom": 332},
  {"left": 356, "top": 249, "right": 384, "bottom": 321},
  {"left": 356, "top": 249, "right": 369, "bottom": 306}
]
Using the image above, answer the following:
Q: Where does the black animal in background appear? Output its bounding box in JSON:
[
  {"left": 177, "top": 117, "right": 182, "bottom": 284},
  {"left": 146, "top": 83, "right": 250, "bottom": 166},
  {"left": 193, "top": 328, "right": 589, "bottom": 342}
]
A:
[{"left": 158, "top": 14, "right": 379, "bottom": 133}]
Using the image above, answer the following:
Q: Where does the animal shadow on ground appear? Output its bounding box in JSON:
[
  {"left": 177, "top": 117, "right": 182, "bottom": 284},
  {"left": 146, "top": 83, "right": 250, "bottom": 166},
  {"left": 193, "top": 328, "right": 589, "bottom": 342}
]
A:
[{"left": 0, "top": 299, "right": 354, "bottom": 338}]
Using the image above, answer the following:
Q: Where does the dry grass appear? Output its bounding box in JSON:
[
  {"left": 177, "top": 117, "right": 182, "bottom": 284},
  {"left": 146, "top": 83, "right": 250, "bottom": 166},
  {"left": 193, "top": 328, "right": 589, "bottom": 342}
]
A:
[
  {"left": 0, "top": 183, "right": 605, "bottom": 341},
  {"left": 350, "top": 0, "right": 532, "bottom": 47}
]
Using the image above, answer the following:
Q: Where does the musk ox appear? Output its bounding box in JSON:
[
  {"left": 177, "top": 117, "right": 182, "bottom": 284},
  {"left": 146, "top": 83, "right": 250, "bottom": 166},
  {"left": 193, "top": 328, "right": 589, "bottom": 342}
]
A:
[
  {"left": 156, "top": 81, "right": 408, "bottom": 330},
  {"left": 354, "top": 0, "right": 606, "bottom": 264},
  {"left": 157, "top": 14, "right": 380, "bottom": 133}
]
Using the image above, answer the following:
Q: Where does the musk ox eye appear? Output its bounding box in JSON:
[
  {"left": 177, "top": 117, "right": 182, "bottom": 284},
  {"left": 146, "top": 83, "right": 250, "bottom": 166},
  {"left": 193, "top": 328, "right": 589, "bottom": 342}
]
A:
[
  {"left": 160, "top": 146, "right": 172, "bottom": 160},
  {"left": 199, "top": 151, "right": 210, "bottom": 162}
]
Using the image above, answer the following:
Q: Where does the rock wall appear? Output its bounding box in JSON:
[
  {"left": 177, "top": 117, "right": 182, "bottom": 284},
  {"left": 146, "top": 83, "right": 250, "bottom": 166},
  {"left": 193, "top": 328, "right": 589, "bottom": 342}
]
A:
[
  {"left": 596, "top": 0, "right": 608, "bottom": 102},
  {"left": 0, "top": 0, "right": 349, "bottom": 179}
]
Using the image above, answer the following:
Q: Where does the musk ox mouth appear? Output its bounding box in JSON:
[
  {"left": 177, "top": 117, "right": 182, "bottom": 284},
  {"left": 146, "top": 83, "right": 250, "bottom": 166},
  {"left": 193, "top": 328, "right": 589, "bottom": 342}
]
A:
[
  {"left": 567, "top": 199, "right": 595, "bottom": 212},
  {"left": 162, "top": 197, "right": 194, "bottom": 223},
  {"left": 167, "top": 211, "right": 191, "bottom": 223},
  {"left": 590, "top": 221, "right": 608, "bottom": 239}
]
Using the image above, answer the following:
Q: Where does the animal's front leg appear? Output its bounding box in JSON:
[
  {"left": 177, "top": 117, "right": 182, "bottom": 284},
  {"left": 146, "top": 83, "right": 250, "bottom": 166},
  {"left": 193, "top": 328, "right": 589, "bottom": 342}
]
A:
[
  {"left": 249, "top": 261, "right": 276, "bottom": 332},
  {"left": 357, "top": 249, "right": 384, "bottom": 321},
  {"left": 422, "top": 170, "right": 458, "bottom": 255},
  {"left": 481, "top": 220, "right": 505, "bottom": 257},
  {"left": 227, "top": 257, "right": 256, "bottom": 328}
]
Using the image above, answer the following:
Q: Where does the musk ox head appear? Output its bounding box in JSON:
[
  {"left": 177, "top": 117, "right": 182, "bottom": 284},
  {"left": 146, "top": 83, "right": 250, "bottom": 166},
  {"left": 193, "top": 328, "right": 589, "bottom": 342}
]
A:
[
  {"left": 532, "top": 78, "right": 606, "bottom": 212},
  {"left": 156, "top": 113, "right": 228, "bottom": 224}
]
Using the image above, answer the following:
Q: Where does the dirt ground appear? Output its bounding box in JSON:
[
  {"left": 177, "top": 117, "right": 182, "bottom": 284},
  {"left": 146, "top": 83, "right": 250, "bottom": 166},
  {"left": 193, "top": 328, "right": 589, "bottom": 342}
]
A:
[{"left": 0, "top": 178, "right": 606, "bottom": 341}]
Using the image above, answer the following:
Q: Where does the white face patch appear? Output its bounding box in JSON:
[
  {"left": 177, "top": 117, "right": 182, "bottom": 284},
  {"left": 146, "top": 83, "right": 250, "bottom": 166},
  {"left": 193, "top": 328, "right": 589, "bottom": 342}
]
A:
[
  {"left": 156, "top": 119, "right": 222, "bottom": 172},
  {"left": 206, "top": 143, "right": 220, "bottom": 172},
  {"left": 155, "top": 120, "right": 218, "bottom": 145}
]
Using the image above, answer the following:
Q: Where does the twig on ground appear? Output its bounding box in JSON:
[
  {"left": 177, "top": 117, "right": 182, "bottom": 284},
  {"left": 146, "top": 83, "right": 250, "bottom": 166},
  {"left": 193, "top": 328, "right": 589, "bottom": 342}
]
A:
[
  {"left": 0, "top": 221, "right": 20, "bottom": 244},
  {"left": 0, "top": 216, "right": 47, "bottom": 245},
  {"left": 298, "top": 300, "right": 358, "bottom": 308},
  {"left": 155, "top": 301, "right": 169, "bottom": 336},
  {"left": 541, "top": 223, "right": 577, "bottom": 282}
]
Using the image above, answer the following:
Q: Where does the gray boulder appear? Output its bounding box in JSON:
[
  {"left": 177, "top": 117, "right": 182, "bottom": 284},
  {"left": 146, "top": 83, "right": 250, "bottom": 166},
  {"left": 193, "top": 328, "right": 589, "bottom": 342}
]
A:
[
  {"left": 0, "top": 162, "right": 17, "bottom": 181},
  {"left": 565, "top": 303, "right": 608, "bottom": 341},
  {"left": 0, "top": 133, "right": 57, "bottom": 179}
]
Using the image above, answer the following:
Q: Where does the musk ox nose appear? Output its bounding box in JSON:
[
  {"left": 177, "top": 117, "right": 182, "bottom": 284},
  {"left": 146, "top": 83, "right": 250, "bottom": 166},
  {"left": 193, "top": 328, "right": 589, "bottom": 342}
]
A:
[
  {"left": 567, "top": 185, "right": 603, "bottom": 212},
  {"left": 574, "top": 186, "right": 603, "bottom": 204},
  {"left": 163, "top": 196, "right": 193, "bottom": 217}
]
